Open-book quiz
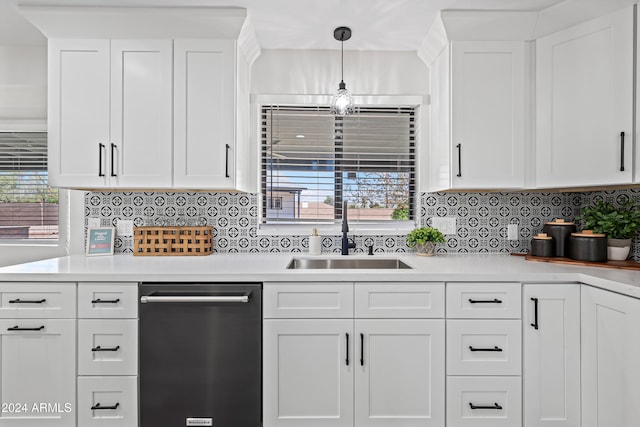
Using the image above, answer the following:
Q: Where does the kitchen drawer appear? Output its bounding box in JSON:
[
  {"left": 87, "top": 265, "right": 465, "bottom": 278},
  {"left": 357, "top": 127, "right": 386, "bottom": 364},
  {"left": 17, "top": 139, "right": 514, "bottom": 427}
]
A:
[
  {"left": 446, "top": 283, "right": 521, "bottom": 318},
  {"left": 78, "top": 283, "right": 138, "bottom": 319},
  {"left": 447, "top": 320, "right": 521, "bottom": 375},
  {"left": 263, "top": 283, "right": 353, "bottom": 318},
  {"left": 78, "top": 320, "right": 138, "bottom": 376},
  {"left": 0, "top": 283, "right": 76, "bottom": 318},
  {"left": 447, "top": 376, "right": 521, "bottom": 427},
  {"left": 355, "top": 282, "right": 444, "bottom": 318},
  {"left": 77, "top": 376, "right": 138, "bottom": 427}
]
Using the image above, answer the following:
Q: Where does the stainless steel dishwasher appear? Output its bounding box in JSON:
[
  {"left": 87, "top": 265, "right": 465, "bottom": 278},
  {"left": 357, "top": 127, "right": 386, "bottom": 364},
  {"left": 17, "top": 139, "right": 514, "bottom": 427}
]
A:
[{"left": 139, "top": 282, "right": 262, "bottom": 427}]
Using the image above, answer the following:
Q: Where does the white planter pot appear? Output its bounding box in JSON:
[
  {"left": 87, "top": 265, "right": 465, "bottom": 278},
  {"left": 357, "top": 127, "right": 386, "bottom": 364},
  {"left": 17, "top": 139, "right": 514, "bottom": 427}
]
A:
[
  {"left": 607, "top": 238, "right": 632, "bottom": 261},
  {"left": 415, "top": 242, "right": 436, "bottom": 257}
]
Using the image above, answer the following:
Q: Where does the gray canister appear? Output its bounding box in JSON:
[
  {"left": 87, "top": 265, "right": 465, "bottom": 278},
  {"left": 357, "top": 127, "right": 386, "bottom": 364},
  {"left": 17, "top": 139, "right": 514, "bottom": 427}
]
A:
[
  {"left": 531, "top": 233, "right": 554, "bottom": 257},
  {"left": 568, "top": 230, "right": 607, "bottom": 262},
  {"left": 542, "top": 219, "right": 576, "bottom": 257}
]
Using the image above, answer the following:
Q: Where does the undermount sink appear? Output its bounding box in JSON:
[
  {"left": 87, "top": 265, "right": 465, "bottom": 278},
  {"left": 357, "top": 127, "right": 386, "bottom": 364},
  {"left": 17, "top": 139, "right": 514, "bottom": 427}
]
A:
[{"left": 286, "top": 258, "right": 412, "bottom": 270}]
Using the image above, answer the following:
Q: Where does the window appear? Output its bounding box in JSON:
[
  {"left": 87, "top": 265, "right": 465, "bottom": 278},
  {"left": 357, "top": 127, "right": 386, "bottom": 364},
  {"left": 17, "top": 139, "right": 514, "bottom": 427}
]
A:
[
  {"left": 269, "top": 197, "right": 283, "bottom": 210},
  {"left": 0, "top": 132, "right": 58, "bottom": 241},
  {"left": 261, "top": 105, "right": 415, "bottom": 226}
]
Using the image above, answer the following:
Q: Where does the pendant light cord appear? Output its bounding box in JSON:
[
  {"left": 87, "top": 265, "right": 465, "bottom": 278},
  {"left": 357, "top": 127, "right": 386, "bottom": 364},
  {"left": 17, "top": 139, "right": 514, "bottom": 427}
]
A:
[{"left": 341, "top": 34, "right": 344, "bottom": 83}]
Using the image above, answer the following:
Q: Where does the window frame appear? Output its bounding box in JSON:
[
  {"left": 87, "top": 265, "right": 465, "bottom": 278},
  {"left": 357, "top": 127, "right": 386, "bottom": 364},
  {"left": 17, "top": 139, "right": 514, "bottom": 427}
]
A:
[
  {"left": 254, "top": 94, "right": 423, "bottom": 236},
  {"left": 0, "top": 123, "right": 69, "bottom": 265}
]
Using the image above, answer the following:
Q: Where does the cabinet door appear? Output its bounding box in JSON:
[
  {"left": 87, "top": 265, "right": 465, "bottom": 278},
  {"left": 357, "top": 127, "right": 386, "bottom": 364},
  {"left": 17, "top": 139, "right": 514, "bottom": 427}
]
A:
[
  {"left": 263, "top": 319, "right": 353, "bottom": 427},
  {"left": 451, "top": 41, "right": 525, "bottom": 189},
  {"left": 536, "top": 6, "right": 633, "bottom": 187},
  {"left": 523, "top": 284, "right": 580, "bottom": 427},
  {"left": 355, "top": 319, "right": 445, "bottom": 427},
  {"left": 110, "top": 39, "right": 172, "bottom": 187},
  {"left": 581, "top": 285, "right": 640, "bottom": 427},
  {"left": 48, "top": 39, "right": 110, "bottom": 188},
  {"left": 174, "top": 39, "right": 236, "bottom": 189},
  {"left": 0, "top": 319, "right": 75, "bottom": 427}
]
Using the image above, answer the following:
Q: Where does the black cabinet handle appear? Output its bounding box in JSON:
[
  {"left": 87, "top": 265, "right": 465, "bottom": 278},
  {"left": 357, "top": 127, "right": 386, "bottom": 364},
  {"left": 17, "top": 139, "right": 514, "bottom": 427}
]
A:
[
  {"left": 620, "top": 131, "right": 625, "bottom": 172},
  {"left": 456, "top": 143, "right": 462, "bottom": 177},
  {"left": 91, "top": 345, "right": 120, "bottom": 352},
  {"left": 469, "top": 345, "right": 503, "bottom": 352},
  {"left": 225, "top": 144, "right": 230, "bottom": 178},
  {"left": 469, "top": 402, "right": 503, "bottom": 410},
  {"left": 7, "top": 325, "right": 45, "bottom": 331},
  {"left": 468, "top": 298, "right": 502, "bottom": 304},
  {"left": 110, "top": 143, "right": 117, "bottom": 177},
  {"left": 98, "top": 143, "right": 105, "bottom": 177},
  {"left": 531, "top": 297, "right": 539, "bottom": 330},
  {"left": 91, "top": 403, "right": 120, "bottom": 411},
  {"left": 345, "top": 333, "right": 349, "bottom": 366},
  {"left": 360, "top": 333, "right": 364, "bottom": 366},
  {"left": 9, "top": 298, "right": 46, "bottom": 304},
  {"left": 91, "top": 298, "right": 120, "bottom": 304}
]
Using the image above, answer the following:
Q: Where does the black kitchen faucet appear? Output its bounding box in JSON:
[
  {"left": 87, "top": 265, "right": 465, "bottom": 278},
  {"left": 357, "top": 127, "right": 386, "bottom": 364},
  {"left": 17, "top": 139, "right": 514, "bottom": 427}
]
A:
[{"left": 341, "top": 200, "right": 356, "bottom": 255}]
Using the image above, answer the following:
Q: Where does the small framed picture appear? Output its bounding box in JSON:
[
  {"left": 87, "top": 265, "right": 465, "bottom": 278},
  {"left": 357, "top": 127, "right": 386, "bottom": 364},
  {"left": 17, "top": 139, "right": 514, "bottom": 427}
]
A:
[{"left": 86, "top": 227, "right": 115, "bottom": 256}]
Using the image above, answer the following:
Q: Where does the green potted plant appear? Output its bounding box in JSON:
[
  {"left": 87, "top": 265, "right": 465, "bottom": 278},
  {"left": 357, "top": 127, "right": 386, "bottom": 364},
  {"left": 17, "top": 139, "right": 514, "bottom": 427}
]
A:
[
  {"left": 406, "top": 226, "right": 446, "bottom": 257},
  {"left": 579, "top": 199, "right": 640, "bottom": 261}
]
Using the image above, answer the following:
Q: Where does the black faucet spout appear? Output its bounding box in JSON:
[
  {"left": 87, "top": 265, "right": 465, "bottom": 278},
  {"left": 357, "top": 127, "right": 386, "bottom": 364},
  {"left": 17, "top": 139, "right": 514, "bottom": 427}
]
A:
[
  {"left": 341, "top": 200, "right": 355, "bottom": 255},
  {"left": 342, "top": 232, "right": 356, "bottom": 255}
]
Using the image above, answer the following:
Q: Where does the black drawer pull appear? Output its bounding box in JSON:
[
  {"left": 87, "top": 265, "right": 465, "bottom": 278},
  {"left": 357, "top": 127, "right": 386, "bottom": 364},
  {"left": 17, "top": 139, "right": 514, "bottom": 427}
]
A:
[
  {"left": 360, "top": 333, "right": 364, "bottom": 366},
  {"left": 468, "top": 298, "right": 502, "bottom": 304},
  {"left": 469, "top": 345, "right": 503, "bottom": 352},
  {"left": 110, "top": 143, "right": 117, "bottom": 177},
  {"left": 91, "top": 345, "right": 120, "bottom": 352},
  {"left": 225, "top": 144, "right": 230, "bottom": 178},
  {"left": 531, "top": 297, "right": 539, "bottom": 330},
  {"left": 7, "top": 325, "right": 45, "bottom": 331},
  {"left": 9, "top": 298, "right": 46, "bottom": 304},
  {"left": 456, "top": 143, "right": 462, "bottom": 177},
  {"left": 98, "top": 143, "right": 105, "bottom": 177},
  {"left": 469, "top": 402, "right": 503, "bottom": 410},
  {"left": 620, "top": 131, "right": 625, "bottom": 172},
  {"left": 91, "top": 298, "right": 120, "bottom": 304},
  {"left": 91, "top": 403, "right": 120, "bottom": 411},
  {"left": 345, "top": 333, "right": 349, "bottom": 366}
]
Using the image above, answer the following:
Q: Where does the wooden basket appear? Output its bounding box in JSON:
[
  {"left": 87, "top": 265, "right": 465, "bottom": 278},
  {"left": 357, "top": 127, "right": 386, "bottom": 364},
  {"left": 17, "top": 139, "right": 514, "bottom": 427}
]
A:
[{"left": 133, "top": 226, "right": 213, "bottom": 256}]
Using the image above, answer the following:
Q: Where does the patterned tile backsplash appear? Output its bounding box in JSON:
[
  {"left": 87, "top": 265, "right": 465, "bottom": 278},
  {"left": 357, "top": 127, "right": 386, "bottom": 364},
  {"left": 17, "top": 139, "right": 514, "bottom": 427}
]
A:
[{"left": 85, "top": 188, "right": 640, "bottom": 260}]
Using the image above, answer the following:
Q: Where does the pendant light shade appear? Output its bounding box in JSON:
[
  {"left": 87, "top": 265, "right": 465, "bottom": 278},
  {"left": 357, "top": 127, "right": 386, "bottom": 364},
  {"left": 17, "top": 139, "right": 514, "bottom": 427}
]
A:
[{"left": 330, "top": 26, "right": 355, "bottom": 116}]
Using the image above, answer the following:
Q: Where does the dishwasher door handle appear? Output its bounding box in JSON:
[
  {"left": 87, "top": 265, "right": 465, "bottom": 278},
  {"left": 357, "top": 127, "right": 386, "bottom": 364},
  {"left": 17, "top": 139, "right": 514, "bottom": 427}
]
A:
[{"left": 140, "top": 295, "right": 250, "bottom": 304}]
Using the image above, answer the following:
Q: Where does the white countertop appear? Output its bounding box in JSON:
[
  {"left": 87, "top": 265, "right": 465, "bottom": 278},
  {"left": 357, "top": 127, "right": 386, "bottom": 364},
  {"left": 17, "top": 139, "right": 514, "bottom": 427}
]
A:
[{"left": 1, "top": 253, "right": 639, "bottom": 298}]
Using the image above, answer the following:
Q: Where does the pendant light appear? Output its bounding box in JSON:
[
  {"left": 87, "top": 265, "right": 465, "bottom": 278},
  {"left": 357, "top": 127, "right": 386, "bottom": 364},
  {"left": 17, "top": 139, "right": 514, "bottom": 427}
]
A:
[{"left": 330, "top": 26, "right": 355, "bottom": 116}]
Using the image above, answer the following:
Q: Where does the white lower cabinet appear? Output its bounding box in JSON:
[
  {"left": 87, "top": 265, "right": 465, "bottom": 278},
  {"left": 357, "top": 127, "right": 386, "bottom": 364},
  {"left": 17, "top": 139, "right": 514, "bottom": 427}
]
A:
[
  {"left": 263, "top": 282, "right": 445, "bottom": 427},
  {"left": 78, "top": 320, "right": 138, "bottom": 376},
  {"left": 77, "top": 283, "right": 138, "bottom": 427},
  {"left": 354, "top": 319, "right": 445, "bottom": 427},
  {"left": 581, "top": 285, "right": 640, "bottom": 427},
  {"left": 263, "top": 319, "right": 354, "bottom": 427},
  {"left": 77, "top": 376, "right": 137, "bottom": 427},
  {"left": 0, "top": 319, "right": 76, "bottom": 427},
  {"left": 523, "top": 284, "right": 580, "bottom": 427},
  {"left": 447, "top": 376, "right": 522, "bottom": 427}
]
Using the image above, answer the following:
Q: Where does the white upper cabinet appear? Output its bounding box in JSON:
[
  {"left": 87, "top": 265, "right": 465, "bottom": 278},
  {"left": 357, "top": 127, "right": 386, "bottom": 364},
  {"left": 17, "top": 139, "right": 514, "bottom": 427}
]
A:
[
  {"left": 24, "top": 6, "right": 259, "bottom": 190},
  {"left": 423, "top": 12, "right": 530, "bottom": 191},
  {"left": 49, "top": 39, "right": 173, "bottom": 188},
  {"left": 173, "top": 39, "right": 237, "bottom": 189},
  {"left": 110, "top": 40, "right": 173, "bottom": 188},
  {"left": 536, "top": 5, "right": 634, "bottom": 188},
  {"left": 48, "top": 39, "right": 110, "bottom": 188},
  {"left": 450, "top": 41, "right": 526, "bottom": 189}
]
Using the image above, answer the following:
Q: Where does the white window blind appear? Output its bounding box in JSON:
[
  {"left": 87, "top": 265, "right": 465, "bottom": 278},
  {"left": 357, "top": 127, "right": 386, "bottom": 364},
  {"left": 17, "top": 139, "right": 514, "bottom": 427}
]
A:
[
  {"left": 261, "top": 105, "right": 416, "bottom": 224},
  {"left": 0, "top": 132, "right": 58, "bottom": 240}
]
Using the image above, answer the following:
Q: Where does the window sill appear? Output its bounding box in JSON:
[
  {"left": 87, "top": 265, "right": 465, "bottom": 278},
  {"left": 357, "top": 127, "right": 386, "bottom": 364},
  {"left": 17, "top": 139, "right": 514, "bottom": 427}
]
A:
[{"left": 257, "top": 223, "right": 416, "bottom": 236}]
